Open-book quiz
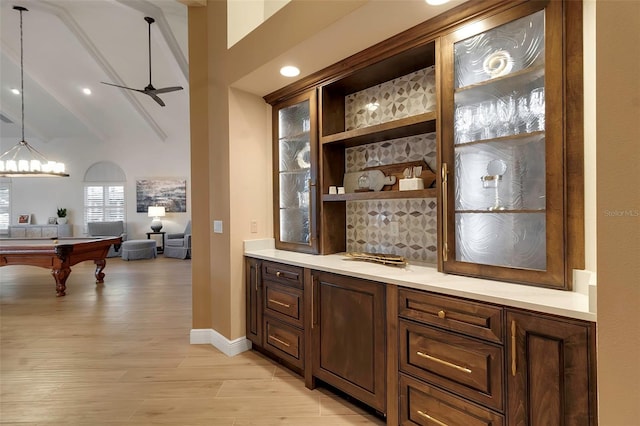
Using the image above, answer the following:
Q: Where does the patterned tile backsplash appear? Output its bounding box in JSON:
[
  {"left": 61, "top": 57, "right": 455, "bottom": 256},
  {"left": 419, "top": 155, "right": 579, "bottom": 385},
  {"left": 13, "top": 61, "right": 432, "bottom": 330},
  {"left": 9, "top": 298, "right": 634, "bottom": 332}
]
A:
[
  {"left": 346, "top": 199, "right": 438, "bottom": 263},
  {"left": 345, "top": 132, "right": 438, "bottom": 263},
  {"left": 345, "top": 65, "right": 436, "bottom": 131}
]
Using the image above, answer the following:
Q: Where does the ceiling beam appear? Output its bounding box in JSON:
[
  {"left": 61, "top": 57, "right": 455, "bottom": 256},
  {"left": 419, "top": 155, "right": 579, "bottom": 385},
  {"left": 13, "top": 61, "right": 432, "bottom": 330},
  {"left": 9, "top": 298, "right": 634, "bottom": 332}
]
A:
[{"left": 37, "top": 0, "right": 168, "bottom": 141}]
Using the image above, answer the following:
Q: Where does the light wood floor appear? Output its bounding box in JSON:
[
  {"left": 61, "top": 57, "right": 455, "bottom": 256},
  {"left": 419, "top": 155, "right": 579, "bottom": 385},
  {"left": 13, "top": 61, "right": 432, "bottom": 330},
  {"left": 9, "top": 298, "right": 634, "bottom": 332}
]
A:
[{"left": 0, "top": 256, "right": 384, "bottom": 425}]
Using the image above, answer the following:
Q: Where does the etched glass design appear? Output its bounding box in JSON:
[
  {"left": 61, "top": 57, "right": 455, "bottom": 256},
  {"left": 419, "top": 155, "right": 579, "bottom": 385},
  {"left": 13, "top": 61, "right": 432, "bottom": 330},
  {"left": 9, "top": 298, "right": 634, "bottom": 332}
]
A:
[
  {"left": 451, "top": 9, "right": 547, "bottom": 271},
  {"left": 454, "top": 10, "right": 545, "bottom": 88},
  {"left": 455, "top": 212, "right": 546, "bottom": 270},
  {"left": 278, "top": 101, "right": 311, "bottom": 245}
]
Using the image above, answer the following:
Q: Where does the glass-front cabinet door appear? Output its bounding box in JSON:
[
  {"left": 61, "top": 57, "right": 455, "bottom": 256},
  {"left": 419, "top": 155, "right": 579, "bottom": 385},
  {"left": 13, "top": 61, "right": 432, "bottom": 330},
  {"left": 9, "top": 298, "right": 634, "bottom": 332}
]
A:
[
  {"left": 272, "top": 90, "right": 318, "bottom": 253},
  {"left": 441, "top": 1, "right": 575, "bottom": 289}
]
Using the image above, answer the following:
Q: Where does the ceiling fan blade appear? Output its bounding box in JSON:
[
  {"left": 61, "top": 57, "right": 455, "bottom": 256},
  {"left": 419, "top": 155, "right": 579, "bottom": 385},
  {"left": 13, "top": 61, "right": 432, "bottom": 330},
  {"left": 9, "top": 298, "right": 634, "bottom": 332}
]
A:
[
  {"left": 101, "top": 81, "right": 144, "bottom": 93},
  {"left": 150, "top": 86, "right": 183, "bottom": 94},
  {"left": 145, "top": 92, "right": 166, "bottom": 107}
]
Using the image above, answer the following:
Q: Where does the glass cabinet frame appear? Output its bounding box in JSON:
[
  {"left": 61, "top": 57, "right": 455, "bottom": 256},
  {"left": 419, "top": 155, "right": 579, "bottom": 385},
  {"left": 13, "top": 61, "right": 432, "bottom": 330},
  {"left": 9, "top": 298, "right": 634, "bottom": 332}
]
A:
[
  {"left": 272, "top": 89, "right": 319, "bottom": 254},
  {"left": 439, "top": 0, "right": 584, "bottom": 289}
]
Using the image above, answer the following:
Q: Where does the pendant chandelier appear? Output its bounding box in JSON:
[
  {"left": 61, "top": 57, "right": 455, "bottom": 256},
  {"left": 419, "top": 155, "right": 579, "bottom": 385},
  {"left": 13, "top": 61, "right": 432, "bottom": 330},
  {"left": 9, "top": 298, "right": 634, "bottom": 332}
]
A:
[{"left": 0, "top": 6, "right": 68, "bottom": 177}]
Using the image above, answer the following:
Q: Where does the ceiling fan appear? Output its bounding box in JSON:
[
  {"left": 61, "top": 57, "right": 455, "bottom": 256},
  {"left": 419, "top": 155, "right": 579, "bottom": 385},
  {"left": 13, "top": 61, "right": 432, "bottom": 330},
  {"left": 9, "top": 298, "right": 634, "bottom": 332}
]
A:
[{"left": 101, "top": 16, "right": 182, "bottom": 107}]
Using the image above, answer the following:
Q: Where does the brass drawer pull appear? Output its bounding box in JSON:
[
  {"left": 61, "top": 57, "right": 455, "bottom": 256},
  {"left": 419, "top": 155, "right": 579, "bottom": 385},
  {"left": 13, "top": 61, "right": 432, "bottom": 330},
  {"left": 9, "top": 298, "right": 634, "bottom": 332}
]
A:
[
  {"left": 276, "top": 271, "right": 282, "bottom": 277},
  {"left": 417, "top": 410, "right": 448, "bottom": 426},
  {"left": 268, "top": 334, "right": 290, "bottom": 347},
  {"left": 416, "top": 351, "right": 472, "bottom": 374},
  {"left": 268, "top": 298, "right": 291, "bottom": 308},
  {"left": 437, "top": 310, "right": 446, "bottom": 319}
]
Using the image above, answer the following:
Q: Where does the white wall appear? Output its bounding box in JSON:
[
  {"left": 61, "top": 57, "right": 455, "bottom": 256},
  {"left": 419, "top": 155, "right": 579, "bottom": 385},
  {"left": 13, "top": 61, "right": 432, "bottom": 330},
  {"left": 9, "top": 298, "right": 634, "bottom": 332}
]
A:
[{"left": 2, "top": 131, "right": 191, "bottom": 240}]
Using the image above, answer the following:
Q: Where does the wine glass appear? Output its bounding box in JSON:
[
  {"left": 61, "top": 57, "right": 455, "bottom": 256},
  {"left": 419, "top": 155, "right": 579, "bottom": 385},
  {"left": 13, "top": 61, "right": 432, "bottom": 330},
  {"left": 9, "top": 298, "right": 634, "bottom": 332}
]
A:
[
  {"left": 516, "top": 95, "right": 532, "bottom": 133},
  {"left": 455, "top": 105, "right": 475, "bottom": 143},
  {"left": 496, "top": 94, "right": 516, "bottom": 137},
  {"left": 477, "top": 100, "right": 497, "bottom": 139},
  {"left": 529, "top": 87, "right": 545, "bottom": 131}
]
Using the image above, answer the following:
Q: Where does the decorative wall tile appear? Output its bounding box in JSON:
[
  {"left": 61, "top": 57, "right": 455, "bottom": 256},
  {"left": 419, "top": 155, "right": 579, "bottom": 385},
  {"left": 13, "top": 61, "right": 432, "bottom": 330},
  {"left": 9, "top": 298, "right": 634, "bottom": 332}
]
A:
[
  {"left": 345, "top": 66, "right": 436, "bottom": 131},
  {"left": 345, "top": 132, "right": 437, "bottom": 173},
  {"left": 346, "top": 199, "right": 438, "bottom": 263}
]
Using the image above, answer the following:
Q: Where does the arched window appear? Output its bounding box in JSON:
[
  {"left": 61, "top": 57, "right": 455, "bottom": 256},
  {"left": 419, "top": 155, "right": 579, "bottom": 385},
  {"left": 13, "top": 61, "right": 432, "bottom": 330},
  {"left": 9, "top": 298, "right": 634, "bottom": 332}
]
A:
[{"left": 83, "top": 161, "right": 126, "bottom": 231}]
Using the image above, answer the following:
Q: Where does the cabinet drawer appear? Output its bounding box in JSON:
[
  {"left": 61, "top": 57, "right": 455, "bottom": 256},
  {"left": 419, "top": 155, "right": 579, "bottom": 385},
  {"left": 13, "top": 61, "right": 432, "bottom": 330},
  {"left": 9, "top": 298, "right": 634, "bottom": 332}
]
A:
[
  {"left": 400, "top": 319, "right": 503, "bottom": 412},
  {"left": 399, "top": 288, "right": 503, "bottom": 343},
  {"left": 400, "top": 373, "right": 504, "bottom": 426},
  {"left": 262, "top": 261, "right": 303, "bottom": 289},
  {"left": 264, "top": 281, "right": 303, "bottom": 328},
  {"left": 263, "top": 316, "right": 303, "bottom": 369}
]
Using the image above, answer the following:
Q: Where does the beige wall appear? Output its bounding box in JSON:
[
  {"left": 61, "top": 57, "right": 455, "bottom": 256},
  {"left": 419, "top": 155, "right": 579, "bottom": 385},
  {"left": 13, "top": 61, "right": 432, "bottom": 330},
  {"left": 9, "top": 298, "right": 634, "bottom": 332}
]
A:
[
  {"left": 189, "top": 0, "right": 640, "bottom": 422},
  {"left": 595, "top": 0, "right": 640, "bottom": 423}
]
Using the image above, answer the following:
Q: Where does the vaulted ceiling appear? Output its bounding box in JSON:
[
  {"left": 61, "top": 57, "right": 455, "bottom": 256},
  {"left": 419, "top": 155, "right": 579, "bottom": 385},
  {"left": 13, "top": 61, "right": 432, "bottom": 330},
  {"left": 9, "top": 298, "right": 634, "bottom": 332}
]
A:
[{"left": 0, "top": 0, "right": 189, "bottom": 146}]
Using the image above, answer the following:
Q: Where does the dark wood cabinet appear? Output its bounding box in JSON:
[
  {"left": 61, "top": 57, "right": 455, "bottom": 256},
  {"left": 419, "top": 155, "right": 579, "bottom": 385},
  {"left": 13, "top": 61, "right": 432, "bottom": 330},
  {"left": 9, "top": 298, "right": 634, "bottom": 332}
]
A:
[
  {"left": 310, "top": 270, "right": 387, "bottom": 413},
  {"left": 506, "top": 309, "right": 597, "bottom": 426},
  {"left": 245, "top": 257, "right": 262, "bottom": 345},
  {"left": 440, "top": 0, "right": 584, "bottom": 289}
]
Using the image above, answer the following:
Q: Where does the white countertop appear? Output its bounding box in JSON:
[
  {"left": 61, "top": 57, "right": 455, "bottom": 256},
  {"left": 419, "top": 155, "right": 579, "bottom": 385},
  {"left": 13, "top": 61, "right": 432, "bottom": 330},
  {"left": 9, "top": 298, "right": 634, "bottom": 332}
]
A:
[{"left": 244, "top": 239, "right": 596, "bottom": 322}]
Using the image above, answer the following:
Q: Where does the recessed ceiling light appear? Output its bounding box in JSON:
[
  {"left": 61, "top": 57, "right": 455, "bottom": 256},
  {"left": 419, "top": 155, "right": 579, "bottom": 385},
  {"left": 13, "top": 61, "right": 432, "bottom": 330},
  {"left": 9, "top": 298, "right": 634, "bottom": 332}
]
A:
[
  {"left": 425, "top": 0, "right": 450, "bottom": 5},
  {"left": 82, "top": 88, "right": 92, "bottom": 95},
  {"left": 11, "top": 88, "right": 20, "bottom": 95},
  {"left": 280, "top": 66, "right": 300, "bottom": 77}
]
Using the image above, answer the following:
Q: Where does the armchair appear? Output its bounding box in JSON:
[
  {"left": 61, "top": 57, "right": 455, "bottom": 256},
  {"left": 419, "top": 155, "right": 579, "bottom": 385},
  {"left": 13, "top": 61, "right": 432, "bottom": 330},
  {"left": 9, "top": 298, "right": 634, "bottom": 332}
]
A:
[
  {"left": 164, "top": 221, "right": 191, "bottom": 259},
  {"left": 87, "top": 220, "right": 127, "bottom": 258}
]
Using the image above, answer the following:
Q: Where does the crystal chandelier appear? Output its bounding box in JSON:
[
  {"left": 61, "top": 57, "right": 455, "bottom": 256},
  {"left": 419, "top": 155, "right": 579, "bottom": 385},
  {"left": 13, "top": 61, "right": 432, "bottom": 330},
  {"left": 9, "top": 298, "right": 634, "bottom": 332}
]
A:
[{"left": 0, "top": 6, "right": 69, "bottom": 177}]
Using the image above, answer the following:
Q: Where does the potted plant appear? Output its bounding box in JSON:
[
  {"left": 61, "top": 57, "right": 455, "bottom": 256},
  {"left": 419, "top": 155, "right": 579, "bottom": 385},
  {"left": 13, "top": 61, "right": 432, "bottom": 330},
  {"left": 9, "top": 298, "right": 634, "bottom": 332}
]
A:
[{"left": 57, "top": 208, "right": 68, "bottom": 224}]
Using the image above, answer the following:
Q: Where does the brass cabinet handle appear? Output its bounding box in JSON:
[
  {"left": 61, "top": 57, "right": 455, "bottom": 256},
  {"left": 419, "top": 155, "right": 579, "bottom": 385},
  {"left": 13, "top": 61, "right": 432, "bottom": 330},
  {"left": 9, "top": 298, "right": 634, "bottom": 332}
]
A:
[
  {"left": 437, "top": 310, "right": 446, "bottom": 319},
  {"left": 511, "top": 320, "right": 517, "bottom": 376},
  {"left": 276, "top": 271, "right": 282, "bottom": 277},
  {"left": 417, "top": 410, "right": 448, "bottom": 426},
  {"left": 416, "top": 351, "right": 472, "bottom": 374},
  {"left": 268, "top": 298, "right": 291, "bottom": 308},
  {"left": 268, "top": 334, "right": 290, "bottom": 347},
  {"left": 441, "top": 163, "right": 449, "bottom": 262}
]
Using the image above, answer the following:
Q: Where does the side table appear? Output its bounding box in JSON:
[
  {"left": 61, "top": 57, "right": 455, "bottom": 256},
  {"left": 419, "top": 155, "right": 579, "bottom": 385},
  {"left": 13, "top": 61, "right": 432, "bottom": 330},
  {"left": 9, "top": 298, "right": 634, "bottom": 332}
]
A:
[{"left": 145, "top": 231, "right": 166, "bottom": 254}]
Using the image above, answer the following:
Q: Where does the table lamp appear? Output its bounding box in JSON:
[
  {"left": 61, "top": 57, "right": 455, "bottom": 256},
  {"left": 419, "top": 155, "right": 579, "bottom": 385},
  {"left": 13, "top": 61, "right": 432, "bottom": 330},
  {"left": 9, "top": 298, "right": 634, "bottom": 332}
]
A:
[{"left": 148, "top": 206, "right": 166, "bottom": 232}]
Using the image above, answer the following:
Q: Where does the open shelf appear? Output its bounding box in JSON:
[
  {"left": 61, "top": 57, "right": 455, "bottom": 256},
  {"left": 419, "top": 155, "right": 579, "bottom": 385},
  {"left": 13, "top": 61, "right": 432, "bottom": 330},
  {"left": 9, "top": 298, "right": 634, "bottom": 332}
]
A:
[
  {"left": 321, "top": 112, "right": 437, "bottom": 147},
  {"left": 323, "top": 188, "right": 437, "bottom": 202}
]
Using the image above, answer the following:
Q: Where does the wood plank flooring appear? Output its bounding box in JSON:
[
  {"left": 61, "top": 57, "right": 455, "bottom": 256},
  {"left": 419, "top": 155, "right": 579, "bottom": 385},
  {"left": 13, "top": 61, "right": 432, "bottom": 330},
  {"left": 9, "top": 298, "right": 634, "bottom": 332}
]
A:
[{"left": 0, "top": 257, "right": 384, "bottom": 425}]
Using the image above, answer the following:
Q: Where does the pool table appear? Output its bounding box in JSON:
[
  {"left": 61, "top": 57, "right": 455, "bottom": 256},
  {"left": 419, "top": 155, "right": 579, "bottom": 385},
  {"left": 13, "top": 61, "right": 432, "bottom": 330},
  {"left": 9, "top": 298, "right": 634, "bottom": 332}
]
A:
[{"left": 0, "top": 237, "right": 122, "bottom": 297}]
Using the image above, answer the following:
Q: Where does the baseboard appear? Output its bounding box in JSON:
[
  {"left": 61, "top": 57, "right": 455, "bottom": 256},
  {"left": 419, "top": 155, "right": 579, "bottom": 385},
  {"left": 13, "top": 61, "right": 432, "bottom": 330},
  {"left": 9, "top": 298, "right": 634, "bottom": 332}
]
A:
[{"left": 190, "top": 328, "right": 252, "bottom": 357}]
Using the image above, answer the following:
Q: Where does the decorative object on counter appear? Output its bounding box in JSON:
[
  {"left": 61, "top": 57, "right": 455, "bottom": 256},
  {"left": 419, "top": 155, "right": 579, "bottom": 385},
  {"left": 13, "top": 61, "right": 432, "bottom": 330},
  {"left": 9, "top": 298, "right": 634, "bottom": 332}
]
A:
[
  {"left": 48, "top": 217, "right": 57, "bottom": 225},
  {"left": 344, "top": 251, "right": 408, "bottom": 266},
  {"left": 147, "top": 206, "right": 166, "bottom": 232},
  {"left": 18, "top": 214, "right": 31, "bottom": 224},
  {"left": 56, "top": 208, "right": 68, "bottom": 224},
  {"left": 481, "top": 159, "right": 508, "bottom": 211},
  {"left": 0, "top": 7, "right": 68, "bottom": 178}
]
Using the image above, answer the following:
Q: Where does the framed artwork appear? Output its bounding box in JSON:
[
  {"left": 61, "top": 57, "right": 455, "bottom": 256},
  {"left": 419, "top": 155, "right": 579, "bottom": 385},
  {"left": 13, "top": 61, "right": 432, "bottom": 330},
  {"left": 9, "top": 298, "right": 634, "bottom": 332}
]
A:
[
  {"left": 48, "top": 217, "right": 58, "bottom": 225},
  {"left": 18, "top": 214, "right": 31, "bottom": 224},
  {"left": 136, "top": 178, "right": 187, "bottom": 213}
]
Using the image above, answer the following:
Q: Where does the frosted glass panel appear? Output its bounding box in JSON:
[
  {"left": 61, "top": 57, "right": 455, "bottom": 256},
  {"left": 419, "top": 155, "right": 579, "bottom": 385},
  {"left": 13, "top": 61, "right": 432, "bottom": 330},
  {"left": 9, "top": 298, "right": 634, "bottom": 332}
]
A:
[
  {"left": 455, "top": 135, "right": 545, "bottom": 211},
  {"left": 278, "top": 99, "right": 311, "bottom": 246},
  {"left": 280, "top": 208, "right": 309, "bottom": 244},
  {"left": 455, "top": 212, "right": 546, "bottom": 270},
  {"left": 454, "top": 10, "right": 545, "bottom": 88}
]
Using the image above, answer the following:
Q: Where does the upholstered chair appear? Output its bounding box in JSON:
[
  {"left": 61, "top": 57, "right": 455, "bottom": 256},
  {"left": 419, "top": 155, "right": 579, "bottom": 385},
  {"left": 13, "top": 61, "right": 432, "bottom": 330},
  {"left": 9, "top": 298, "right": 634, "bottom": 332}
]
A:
[
  {"left": 164, "top": 221, "right": 191, "bottom": 259},
  {"left": 87, "top": 220, "right": 127, "bottom": 258}
]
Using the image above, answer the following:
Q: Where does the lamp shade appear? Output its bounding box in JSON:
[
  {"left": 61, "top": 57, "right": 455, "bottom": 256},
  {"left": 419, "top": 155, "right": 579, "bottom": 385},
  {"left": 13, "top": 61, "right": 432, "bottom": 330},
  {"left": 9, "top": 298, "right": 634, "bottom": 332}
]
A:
[{"left": 148, "top": 206, "right": 166, "bottom": 218}]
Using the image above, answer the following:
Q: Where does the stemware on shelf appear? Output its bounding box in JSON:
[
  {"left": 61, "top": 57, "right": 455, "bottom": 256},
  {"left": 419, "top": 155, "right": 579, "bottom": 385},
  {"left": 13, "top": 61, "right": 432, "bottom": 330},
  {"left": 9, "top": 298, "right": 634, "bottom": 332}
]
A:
[{"left": 529, "top": 87, "right": 545, "bottom": 131}]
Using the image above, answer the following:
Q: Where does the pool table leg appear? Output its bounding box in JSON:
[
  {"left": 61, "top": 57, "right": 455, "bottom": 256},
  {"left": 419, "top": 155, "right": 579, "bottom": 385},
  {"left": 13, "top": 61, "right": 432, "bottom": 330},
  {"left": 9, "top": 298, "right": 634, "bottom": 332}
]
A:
[
  {"left": 94, "top": 259, "right": 106, "bottom": 283},
  {"left": 51, "top": 267, "right": 71, "bottom": 297}
]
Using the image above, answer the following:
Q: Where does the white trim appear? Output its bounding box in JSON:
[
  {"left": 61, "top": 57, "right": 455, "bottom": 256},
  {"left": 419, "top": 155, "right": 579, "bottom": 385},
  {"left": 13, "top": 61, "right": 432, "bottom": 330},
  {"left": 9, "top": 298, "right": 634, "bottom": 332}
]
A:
[{"left": 190, "top": 329, "right": 252, "bottom": 357}]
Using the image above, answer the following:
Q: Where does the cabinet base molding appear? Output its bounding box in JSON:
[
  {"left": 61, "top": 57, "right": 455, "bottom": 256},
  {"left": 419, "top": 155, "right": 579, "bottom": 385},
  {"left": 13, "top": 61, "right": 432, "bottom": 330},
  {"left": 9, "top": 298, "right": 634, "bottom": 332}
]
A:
[{"left": 189, "top": 328, "right": 251, "bottom": 357}]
